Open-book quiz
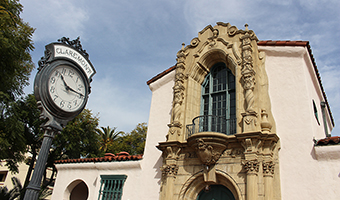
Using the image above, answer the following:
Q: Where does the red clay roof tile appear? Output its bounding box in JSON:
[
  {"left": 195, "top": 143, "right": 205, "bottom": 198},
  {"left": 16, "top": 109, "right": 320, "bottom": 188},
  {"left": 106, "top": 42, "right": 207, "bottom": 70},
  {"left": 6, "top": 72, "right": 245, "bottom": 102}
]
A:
[
  {"left": 55, "top": 152, "right": 143, "bottom": 164},
  {"left": 315, "top": 136, "right": 340, "bottom": 146}
]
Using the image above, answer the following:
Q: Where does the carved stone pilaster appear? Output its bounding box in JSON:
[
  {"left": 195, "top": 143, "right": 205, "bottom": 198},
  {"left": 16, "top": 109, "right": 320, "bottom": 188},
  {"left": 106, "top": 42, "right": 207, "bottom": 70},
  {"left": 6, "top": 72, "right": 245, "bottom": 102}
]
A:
[
  {"left": 242, "top": 158, "right": 259, "bottom": 200},
  {"left": 263, "top": 160, "right": 275, "bottom": 200},
  {"left": 242, "top": 159, "right": 259, "bottom": 175}
]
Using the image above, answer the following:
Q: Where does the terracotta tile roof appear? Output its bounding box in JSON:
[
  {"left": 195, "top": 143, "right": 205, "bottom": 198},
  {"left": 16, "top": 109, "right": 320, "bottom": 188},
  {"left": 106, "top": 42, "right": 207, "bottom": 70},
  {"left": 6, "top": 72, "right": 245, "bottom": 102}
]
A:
[
  {"left": 315, "top": 136, "right": 340, "bottom": 146},
  {"left": 146, "top": 65, "right": 176, "bottom": 85},
  {"left": 258, "top": 40, "right": 334, "bottom": 126},
  {"left": 55, "top": 152, "right": 143, "bottom": 164}
]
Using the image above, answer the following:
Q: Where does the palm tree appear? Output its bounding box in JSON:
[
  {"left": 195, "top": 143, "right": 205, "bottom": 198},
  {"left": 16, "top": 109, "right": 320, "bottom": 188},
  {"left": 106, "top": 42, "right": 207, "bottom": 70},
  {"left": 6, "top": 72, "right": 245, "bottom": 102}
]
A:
[{"left": 96, "top": 126, "right": 123, "bottom": 153}]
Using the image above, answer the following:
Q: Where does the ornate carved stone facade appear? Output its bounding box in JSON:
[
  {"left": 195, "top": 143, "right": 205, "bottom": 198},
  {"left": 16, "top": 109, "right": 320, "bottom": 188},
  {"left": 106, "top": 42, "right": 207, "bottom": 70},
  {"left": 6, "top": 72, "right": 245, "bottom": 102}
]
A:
[{"left": 157, "top": 22, "right": 281, "bottom": 200}]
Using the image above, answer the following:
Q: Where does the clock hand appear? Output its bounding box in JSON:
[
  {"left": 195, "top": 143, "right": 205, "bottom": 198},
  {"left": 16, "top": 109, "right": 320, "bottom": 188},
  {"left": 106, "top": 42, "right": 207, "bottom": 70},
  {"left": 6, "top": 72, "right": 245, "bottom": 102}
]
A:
[
  {"left": 59, "top": 73, "right": 71, "bottom": 91},
  {"left": 57, "top": 71, "right": 84, "bottom": 97},
  {"left": 68, "top": 87, "right": 84, "bottom": 97}
]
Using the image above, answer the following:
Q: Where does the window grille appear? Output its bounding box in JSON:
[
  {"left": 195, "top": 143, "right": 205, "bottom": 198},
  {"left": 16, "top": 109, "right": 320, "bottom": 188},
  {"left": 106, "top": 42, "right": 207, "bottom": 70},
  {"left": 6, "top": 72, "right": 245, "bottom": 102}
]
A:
[{"left": 98, "top": 175, "right": 127, "bottom": 200}]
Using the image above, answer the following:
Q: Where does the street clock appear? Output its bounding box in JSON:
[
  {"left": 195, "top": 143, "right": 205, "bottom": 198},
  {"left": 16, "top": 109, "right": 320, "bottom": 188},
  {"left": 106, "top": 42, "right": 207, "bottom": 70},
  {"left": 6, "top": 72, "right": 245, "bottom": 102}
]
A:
[{"left": 34, "top": 37, "right": 95, "bottom": 130}]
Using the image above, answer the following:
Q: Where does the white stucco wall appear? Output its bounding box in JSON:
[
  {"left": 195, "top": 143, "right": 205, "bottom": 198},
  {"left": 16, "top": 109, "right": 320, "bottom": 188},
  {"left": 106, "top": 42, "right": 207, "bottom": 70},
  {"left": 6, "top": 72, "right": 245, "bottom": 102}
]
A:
[
  {"left": 259, "top": 45, "right": 340, "bottom": 199},
  {"left": 138, "top": 69, "right": 175, "bottom": 199},
  {"left": 52, "top": 70, "right": 175, "bottom": 200}
]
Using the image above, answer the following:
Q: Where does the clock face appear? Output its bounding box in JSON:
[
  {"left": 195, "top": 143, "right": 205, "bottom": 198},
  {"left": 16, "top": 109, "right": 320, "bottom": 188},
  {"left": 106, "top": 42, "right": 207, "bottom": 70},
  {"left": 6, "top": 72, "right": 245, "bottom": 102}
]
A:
[{"left": 48, "top": 65, "right": 86, "bottom": 112}]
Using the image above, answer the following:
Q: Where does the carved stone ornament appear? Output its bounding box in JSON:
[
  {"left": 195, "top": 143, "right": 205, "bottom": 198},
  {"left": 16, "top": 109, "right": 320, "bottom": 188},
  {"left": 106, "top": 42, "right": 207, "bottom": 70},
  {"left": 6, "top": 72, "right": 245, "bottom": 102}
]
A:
[
  {"left": 240, "top": 25, "right": 256, "bottom": 114},
  {"left": 242, "top": 159, "right": 259, "bottom": 174},
  {"left": 161, "top": 164, "right": 179, "bottom": 176},
  {"left": 196, "top": 139, "right": 222, "bottom": 166},
  {"left": 263, "top": 161, "right": 275, "bottom": 175},
  {"left": 261, "top": 109, "right": 272, "bottom": 133},
  {"left": 168, "top": 43, "right": 188, "bottom": 140}
]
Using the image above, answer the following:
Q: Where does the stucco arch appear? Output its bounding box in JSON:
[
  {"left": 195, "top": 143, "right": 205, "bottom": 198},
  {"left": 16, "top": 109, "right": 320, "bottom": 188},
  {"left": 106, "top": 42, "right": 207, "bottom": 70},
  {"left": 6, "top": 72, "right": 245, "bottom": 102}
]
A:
[
  {"left": 64, "top": 179, "right": 89, "bottom": 200},
  {"left": 178, "top": 170, "right": 243, "bottom": 200}
]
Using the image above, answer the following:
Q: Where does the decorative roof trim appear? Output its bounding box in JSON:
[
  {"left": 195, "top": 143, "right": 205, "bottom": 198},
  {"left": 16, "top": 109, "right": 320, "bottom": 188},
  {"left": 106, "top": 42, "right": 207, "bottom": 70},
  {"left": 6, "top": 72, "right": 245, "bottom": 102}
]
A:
[
  {"left": 258, "top": 40, "right": 334, "bottom": 126},
  {"left": 146, "top": 65, "right": 176, "bottom": 85},
  {"left": 55, "top": 152, "right": 142, "bottom": 164}
]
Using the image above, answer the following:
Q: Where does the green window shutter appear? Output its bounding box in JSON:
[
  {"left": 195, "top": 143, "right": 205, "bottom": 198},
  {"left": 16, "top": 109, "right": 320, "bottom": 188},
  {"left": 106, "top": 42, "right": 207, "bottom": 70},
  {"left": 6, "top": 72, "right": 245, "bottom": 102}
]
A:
[{"left": 98, "top": 175, "right": 127, "bottom": 200}]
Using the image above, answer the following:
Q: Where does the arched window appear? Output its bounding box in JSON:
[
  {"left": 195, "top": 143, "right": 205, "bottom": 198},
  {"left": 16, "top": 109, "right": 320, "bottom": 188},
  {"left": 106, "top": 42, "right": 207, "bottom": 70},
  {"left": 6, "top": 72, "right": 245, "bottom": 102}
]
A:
[
  {"left": 186, "top": 62, "right": 236, "bottom": 136},
  {"left": 200, "top": 63, "right": 236, "bottom": 134}
]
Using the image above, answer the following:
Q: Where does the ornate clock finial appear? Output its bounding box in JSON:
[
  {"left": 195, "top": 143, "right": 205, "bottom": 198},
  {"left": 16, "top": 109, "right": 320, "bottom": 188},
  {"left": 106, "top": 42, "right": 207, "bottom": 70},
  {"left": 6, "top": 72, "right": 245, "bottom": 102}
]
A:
[{"left": 57, "top": 37, "right": 89, "bottom": 59}]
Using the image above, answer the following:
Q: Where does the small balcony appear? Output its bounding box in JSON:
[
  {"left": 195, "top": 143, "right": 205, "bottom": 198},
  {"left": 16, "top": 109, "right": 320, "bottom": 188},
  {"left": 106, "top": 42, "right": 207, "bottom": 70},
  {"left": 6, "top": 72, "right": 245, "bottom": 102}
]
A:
[{"left": 186, "top": 115, "right": 236, "bottom": 138}]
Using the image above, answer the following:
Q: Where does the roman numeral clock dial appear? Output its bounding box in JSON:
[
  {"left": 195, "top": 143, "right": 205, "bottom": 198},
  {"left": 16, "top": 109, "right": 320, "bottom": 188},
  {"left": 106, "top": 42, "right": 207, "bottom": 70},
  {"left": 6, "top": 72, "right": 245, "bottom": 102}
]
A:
[{"left": 48, "top": 65, "right": 86, "bottom": 112}]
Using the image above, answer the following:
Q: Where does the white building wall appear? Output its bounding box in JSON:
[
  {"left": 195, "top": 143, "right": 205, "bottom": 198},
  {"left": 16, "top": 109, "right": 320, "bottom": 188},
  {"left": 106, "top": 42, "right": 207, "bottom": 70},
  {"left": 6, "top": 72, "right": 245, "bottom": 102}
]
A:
[
  {"left": 259, "top": 46, "right": 340, "bottom": 200},
  {"left": 139, "top": 70, "right": 175, "bottom": 199}
]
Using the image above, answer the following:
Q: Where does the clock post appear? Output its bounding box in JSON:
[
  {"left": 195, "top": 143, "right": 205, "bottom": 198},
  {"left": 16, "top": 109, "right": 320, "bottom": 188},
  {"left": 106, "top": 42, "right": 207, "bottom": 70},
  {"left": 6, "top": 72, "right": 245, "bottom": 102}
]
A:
[{"left": 23, "top": 37, "right": 95, "bottom": 200}]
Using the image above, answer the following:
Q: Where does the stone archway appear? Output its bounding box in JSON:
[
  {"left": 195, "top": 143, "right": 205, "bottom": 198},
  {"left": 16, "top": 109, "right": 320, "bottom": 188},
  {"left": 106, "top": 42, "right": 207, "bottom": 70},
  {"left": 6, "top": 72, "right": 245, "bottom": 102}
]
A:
[
  {"left": 178, "top": 170, "right": 242, "bottom": 200},
  {"left": 197, "top": 185, "right": 235, "bottom": 200}
]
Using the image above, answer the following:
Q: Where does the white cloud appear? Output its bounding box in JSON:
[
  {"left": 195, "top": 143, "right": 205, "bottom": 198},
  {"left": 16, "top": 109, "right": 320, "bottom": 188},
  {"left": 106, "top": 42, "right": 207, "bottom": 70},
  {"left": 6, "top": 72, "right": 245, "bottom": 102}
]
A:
[
  {"left": 21, "top": 0, "right": 89, "bottom": 42},
  {"left": 20, "top": 0, "right": 339, "bottom": 135}
]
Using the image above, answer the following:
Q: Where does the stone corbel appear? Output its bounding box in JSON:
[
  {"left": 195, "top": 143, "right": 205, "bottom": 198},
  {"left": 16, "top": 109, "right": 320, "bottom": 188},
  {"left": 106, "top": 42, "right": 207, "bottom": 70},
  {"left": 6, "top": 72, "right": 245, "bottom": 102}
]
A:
[
  {"left": 241, "top": 138, "right": 262, "bottom": 154},
  {"left": 195, "top": 139, "right": 222, "bottom": 166},
  {"left": 165, "top": 146, "right": 181, "bottom": 160}
]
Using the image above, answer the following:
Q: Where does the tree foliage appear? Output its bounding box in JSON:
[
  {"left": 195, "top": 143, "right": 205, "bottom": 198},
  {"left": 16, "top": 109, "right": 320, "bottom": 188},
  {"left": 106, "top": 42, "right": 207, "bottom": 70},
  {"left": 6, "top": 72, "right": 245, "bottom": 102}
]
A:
[
  {"left": 107, "top": 123, "right": 147, "bottom": 155},
  {"left": 0, "top": 0, "right": 35, "bottom": 99},
  {"left": 0, "top": 0, "right": 35, "bottom": 173},
  {"left": 96, "top": 126, "right": 124, "bottom": 153},
  {"left": 51, "top": 109, "right": 103, "bottom": 160}
]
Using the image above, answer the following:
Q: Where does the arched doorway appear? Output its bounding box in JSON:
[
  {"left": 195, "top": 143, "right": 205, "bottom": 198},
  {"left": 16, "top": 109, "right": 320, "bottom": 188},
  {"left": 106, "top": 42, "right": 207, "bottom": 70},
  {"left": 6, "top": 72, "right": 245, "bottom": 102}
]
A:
[
  {"left": 65, "top": 180, "right": 89, "bottom": 200},
  {"left": 197, "top": 185, "right": 235, "bottom": 200}
]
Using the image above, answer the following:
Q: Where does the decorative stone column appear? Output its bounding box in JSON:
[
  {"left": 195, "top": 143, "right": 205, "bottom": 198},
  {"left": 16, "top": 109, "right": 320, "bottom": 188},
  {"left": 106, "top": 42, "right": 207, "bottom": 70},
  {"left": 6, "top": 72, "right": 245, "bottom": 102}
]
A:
[
  {"left": 161, "top": 163, "right": 178, "bottom": 200},
  {"left": 263, "top": 161, "right": 275, "bottom": 200},
  {"left": 240, "top": 24, "right": 257, "bottom": 133},
  {"left": 242, "top": 159, "right": 259, "bottom": 200},
  {"left": 168, "top": 43, "right": 187, "bottom": 141}
]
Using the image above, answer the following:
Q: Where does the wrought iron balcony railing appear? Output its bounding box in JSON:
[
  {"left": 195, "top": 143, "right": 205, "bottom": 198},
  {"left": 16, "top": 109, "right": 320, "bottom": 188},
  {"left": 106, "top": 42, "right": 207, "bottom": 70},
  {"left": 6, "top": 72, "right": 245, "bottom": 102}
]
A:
[{"left": 186, "top": 115, "right": 236, "bottom": 138}]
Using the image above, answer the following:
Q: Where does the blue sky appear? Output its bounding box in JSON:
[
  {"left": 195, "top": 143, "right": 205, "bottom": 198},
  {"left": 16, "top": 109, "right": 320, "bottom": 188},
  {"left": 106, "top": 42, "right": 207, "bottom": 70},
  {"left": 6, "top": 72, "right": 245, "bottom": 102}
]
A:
[{"left": 20, "top": 0, "right": 340, "bottom": 136}]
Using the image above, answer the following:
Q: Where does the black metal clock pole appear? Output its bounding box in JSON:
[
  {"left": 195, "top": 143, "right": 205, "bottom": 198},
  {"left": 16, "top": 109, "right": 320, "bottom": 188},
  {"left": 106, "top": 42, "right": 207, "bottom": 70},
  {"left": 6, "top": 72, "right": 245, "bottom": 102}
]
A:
[
  {"left": 23, "top": 126, "right": 61, "bottom": 200},
  {"left": 23, "top": 37, "right": 95, "bottom": 200}
]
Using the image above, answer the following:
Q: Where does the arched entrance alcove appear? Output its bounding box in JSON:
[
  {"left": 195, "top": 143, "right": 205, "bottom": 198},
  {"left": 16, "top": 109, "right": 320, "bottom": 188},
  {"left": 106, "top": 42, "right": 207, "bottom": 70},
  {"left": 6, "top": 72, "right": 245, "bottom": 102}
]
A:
[
  {"left": 64, "top": 179, "right": 89, "bottom": 200},
  {"left": 197, "top": 185, "right": 235, "bottom": 200},
  {"left": 178, "top": 169, "right": 242, "bottom": 200}
]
